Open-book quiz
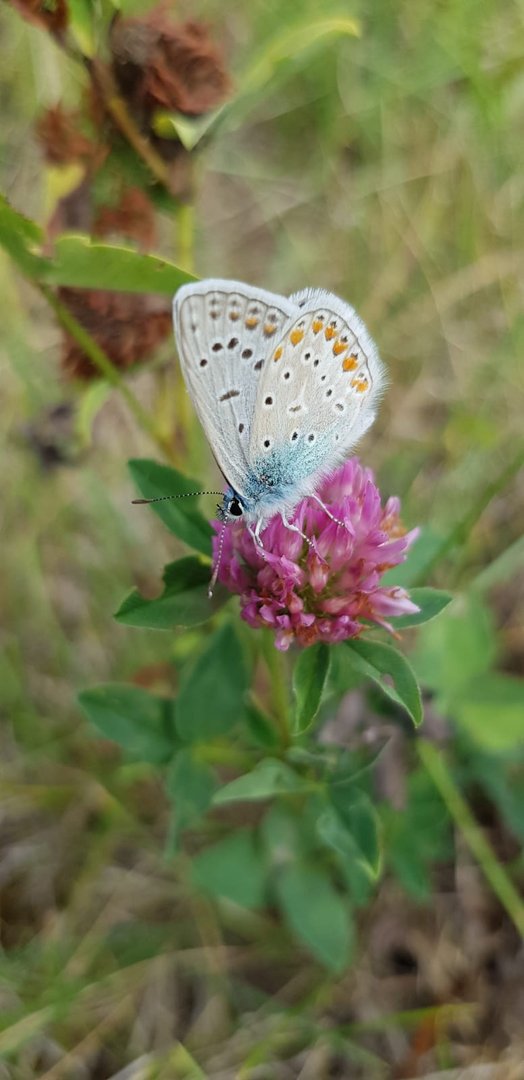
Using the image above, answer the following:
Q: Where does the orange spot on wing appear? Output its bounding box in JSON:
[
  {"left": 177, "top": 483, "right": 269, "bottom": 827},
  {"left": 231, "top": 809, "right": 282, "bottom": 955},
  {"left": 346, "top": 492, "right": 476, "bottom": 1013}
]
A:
[
  {"left": 273, "top": 346, "right": 283, "bottom": 362},
  {"left": 290, "top": 328, "right": 304, "bottom": 346},
  {"left": 324, "top": 326, "right": 336, "bottom": 340},
  {"left": 333, "top": 340, "right": 347, "bottom": 356},
  {"left": 264, "top": 323, "right": 277, "bottom": 336},
  {"left": 246, "top": 316, "right": 259, "bottom": 329},
  {"left": 229, "top": 311, "right": 239, "bottom": 321},
  {"left": 343, "top": 354, "right": 358, "bottom": 372},
  {"left": 351, "top": 376, "right": 369, "bottom": 392},
  {"left": 312, "top": 319, "right": 323, "bottom": 333}
]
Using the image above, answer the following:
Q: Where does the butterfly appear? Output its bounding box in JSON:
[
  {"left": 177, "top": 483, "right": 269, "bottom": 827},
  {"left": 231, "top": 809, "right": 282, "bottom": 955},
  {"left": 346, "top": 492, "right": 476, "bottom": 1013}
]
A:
[{"left": 172, "top": 279, "right": 386, "bottom": 547}]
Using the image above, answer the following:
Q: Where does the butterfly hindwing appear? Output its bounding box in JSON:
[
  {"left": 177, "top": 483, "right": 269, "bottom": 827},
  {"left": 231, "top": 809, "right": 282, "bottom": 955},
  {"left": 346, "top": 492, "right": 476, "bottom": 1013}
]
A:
[
  {"left": 173, "top": 280, "right": 296, "bottom": 497},
  {"left": 248, "top": 288, "right": 386, "bottom": 479}
]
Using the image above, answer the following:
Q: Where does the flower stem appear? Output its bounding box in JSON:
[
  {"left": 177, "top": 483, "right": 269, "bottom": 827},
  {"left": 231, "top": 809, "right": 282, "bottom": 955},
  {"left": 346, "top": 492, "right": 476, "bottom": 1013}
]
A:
[
  {"left": 166, "top": 199, "right": 196, "bottom": 467},
  {"left": 40, "top": 282, "right": 173, "bottom": 460},
  {"left": 177, "top": 200, "right": 196, "bottom": 274},
  {"left": 262, "top": 634, "right": 292, "bottom": 747},
  {"left": 418, "top": 739, "right": 524, "bottom": 938}
]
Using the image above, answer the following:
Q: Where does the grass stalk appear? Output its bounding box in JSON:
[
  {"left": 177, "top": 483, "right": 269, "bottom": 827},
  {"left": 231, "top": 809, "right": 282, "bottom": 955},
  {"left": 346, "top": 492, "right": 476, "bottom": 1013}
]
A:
[{"left": 418, "top": 740, "right": 524, "bottom": 939}]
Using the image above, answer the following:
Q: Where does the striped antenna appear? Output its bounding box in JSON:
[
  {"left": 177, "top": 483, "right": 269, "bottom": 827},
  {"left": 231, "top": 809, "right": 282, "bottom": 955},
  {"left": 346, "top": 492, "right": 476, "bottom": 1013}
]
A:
[
  {"left": 132, "top": 491, "right": 223, "bottom": 505},
  {"left": 208, "top": 521, "right": 227, "bottom": 598}
]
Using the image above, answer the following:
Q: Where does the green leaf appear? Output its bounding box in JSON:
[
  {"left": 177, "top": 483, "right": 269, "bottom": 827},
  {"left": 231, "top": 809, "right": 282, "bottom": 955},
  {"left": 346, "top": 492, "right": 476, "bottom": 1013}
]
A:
[
  {"left": 316, "top": 807, "right": 375, "bottom": 906},
  {"left": 344, "top": 639, "right": 423, "bottom": 727},
  {"left": 455, "top": 674, "right": 524, "bottom": 750},
  {"left": 412, "top": 594, "right": 496, "bottom": 699},
  {"left": 327, "top": 789, "right": 382, "bottom": 879},
  {"left": 245, "top": 701, "right": 280, "bottom": 749},
  {"left": 192, "top": 830, "right": 266, "bottom": 909},
  {"left": 292, "top": 643, "right": 331, "bottom": 735},
  {"left": 213, "top": 758, "right": 305, "bottom": 806},
  {"left": 78, "top": 684, "right": 176, "bottom": 763},
  {"left": 68, "top": 0, "right": 95, "bottom": 55},
  {"left": 75, "top": 380, "right": 112, "bottom": 449},
  {"left": 165, "top": 749, "right": 216, "bottom": 846},
  {"left": 275, "top": 860, "right": 353, "bottom": 972},
  {"left": 111, "top": 0, "right": 156, "bottom": 12},
  {"left": 382, "top": 770, "right": 452, "bottom": 900},
  {"left": 176, "top": 623, "right": 248, "bottom": 742},
  {"left": 129, "top": 458, "right": 212, "bottom": 556},
  {"left": 0, "top": 201, "right": 197, "bottom": 295},
  {"left": 0, "top": 196, "right": 47, "bottom": 277},
  {"left": 261, "top": 802, "right": 310, "bottom": 863},
  {"left": 115, "top": 556, "right": 227, "bottom": 629},
  {"left": 152, "top": 109, "right": 224, "bottom": 151},
  {"left": 390, "top": 588, "right": 453, "bottom": 629},
  {"left": 45, "top": 236, "right": 196, "bottom": 295}
]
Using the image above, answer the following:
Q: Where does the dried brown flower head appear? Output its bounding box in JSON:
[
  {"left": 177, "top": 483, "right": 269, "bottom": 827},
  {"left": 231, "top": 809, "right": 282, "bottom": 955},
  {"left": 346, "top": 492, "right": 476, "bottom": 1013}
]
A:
[
  {"left": 36, "top": 106, "right": 95, "bottom": 166},
  {"left": 93, "top": 187, "right": 156, "bottom": 250},
  {"left": 110, "top": 9, "right": 231, "bottom": 119},
  {"left": 59, "top": 288, "right": 171, "bottom": 380}
]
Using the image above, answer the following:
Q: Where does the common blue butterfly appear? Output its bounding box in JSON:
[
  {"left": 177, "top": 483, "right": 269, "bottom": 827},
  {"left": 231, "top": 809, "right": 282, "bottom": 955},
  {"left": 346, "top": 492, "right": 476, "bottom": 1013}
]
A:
[{"left": 173, "top": 279, "right": 386, "bottom": 545}]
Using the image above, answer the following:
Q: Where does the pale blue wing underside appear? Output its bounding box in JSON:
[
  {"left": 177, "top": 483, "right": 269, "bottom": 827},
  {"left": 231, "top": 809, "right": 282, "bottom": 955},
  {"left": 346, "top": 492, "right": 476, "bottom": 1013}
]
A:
[
  {"left": 173, "top": 280, "right": 297, "bottom": 498},
  {"left": 248, "top": 288, "right": 386, "bottom": 504}
]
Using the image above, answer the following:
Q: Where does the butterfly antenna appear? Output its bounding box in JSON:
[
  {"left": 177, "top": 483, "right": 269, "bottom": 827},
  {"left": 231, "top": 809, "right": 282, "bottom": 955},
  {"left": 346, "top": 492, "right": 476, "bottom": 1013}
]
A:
[
  {"left": 132, "top": 491, "right": 223, "bottom": 505},
  {"left": 208, "top": 521, "right": 227, "bottom": 599}
]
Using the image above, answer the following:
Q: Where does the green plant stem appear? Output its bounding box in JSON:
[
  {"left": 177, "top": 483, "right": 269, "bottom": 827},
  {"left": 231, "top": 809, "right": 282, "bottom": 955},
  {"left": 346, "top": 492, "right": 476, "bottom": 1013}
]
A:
[
  {"left": 418, "top": 740, "right": 524, "bottom": 938},
  {"left": 262, "top": 635, "right": 291, "bottom": 747},
  {"left": 87, "top": 59, "right": 176, "bottom": 197},
  {"left": 40, "top": 282, "right": 172, "bottom": 459},
  {"left": 178, "top": 200, "right": 196, "bottom": 274},
  {"left": 168, "top": 199, "right": 196, "bottom": 466}
]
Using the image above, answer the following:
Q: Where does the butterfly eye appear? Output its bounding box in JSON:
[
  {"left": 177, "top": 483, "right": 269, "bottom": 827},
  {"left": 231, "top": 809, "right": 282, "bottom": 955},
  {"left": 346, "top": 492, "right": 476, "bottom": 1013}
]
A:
[{"left": 228, "top": 497, "right": 243, "bottom": 517}]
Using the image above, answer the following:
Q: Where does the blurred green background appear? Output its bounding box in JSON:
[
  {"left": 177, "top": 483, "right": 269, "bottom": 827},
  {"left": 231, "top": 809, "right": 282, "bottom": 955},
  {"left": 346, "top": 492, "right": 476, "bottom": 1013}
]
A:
[{"left": 1, "top": 0, "right": 523, "bottom": 1076}]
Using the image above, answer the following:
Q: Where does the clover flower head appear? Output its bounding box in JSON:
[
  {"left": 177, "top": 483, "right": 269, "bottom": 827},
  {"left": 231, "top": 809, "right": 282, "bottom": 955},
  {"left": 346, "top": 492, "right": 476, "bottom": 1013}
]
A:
[{"left": 212, "top": 459, "right": 420, "bottom": 651}]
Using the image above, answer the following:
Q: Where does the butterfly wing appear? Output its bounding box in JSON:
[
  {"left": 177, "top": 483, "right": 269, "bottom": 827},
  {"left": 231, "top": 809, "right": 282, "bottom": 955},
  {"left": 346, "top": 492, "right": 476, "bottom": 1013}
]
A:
[
  {"left": 173, "top": 280, "right": 296, "bottom": 498},
  {"left": 248, "top": 288, "right": 386, "bottom": 493}
]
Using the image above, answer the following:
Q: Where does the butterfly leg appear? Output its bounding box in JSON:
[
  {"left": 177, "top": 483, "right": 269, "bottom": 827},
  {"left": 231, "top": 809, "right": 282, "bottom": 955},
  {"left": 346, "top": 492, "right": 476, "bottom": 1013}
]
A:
[
  {"left": 248, "top": 521, "right": 266, "bottom": 551},
  {"left": 280, "top": 512, "right": 329, "bottom": 565},
  {"left": 280, "top": 512, "right": 315, "bottom": 551},
  {"left": 254, "top": 518, "right": 266, "bottom": 545},
  {"left": 310, "top": 493, "right": 351, "bottom": 533}
]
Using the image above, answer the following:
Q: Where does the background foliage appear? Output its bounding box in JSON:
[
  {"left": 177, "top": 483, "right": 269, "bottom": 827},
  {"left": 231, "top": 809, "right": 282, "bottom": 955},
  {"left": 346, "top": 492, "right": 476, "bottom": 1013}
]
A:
[{"left": 1, "top": 0, "right": 523, "bottom": 1076}]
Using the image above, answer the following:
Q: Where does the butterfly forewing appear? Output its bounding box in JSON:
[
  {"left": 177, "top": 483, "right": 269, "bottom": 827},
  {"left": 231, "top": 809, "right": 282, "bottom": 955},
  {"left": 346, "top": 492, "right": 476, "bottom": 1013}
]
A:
[
  {"left": 249, "top": 289, "right": 386, "bottom": 470},
  {"left": 173, "top": 280, "right": 296, "bottom": 497}
]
